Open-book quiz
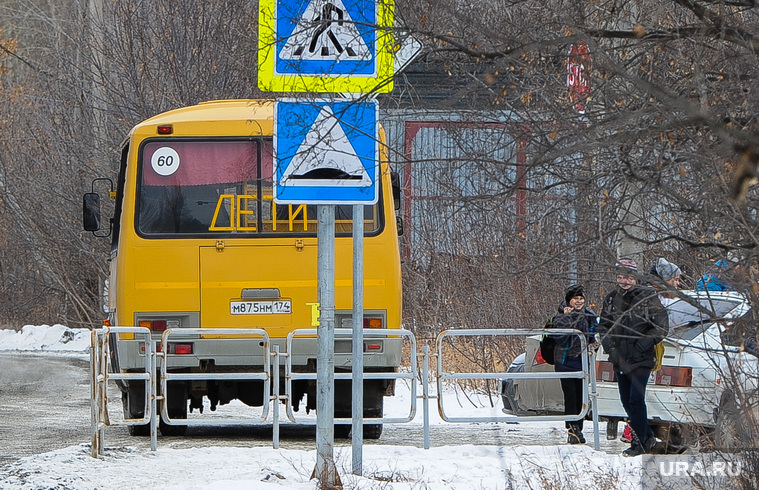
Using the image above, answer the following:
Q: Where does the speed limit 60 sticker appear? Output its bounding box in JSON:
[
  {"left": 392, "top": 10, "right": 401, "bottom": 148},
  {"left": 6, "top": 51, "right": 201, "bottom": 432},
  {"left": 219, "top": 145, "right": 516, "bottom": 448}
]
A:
[{"left": 151, "top": 147, "right": 180, "bottom": 176}]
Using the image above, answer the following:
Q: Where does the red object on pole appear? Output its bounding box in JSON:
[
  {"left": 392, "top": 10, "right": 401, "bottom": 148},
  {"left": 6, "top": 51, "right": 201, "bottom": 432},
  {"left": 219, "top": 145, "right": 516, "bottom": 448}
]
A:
[{"left": 567, "top": 41, "right": 591, "bottom": 114}]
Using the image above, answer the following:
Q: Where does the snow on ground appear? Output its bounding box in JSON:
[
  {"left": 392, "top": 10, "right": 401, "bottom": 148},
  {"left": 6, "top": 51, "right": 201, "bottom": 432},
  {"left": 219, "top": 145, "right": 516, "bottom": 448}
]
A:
[
  {"left": 0, "top": 324, "right": 90, "bottom": 354},
  {"left": 0, "top": 326, "right": 741, "bottom": 489}
]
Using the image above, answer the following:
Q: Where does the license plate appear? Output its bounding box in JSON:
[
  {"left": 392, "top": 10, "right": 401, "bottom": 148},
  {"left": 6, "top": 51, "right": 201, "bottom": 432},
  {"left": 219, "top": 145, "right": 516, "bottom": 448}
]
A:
[{"left": 230, "top": 300, "right": 292, "bottom": 315}]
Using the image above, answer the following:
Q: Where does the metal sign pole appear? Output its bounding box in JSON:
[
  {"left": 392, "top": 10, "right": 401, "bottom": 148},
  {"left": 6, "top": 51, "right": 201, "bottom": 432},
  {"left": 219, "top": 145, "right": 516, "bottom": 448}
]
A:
[
  {"left": 315, "top": 204, "right": 339, "bottom": 487},
  {"left": 351, "top": 204, "right": 364, "bottom": 475}
]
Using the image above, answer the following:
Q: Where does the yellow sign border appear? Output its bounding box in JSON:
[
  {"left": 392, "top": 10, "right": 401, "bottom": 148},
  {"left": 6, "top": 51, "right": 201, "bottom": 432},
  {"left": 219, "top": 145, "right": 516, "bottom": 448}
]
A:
[{"left": 258, "top": 0, "right": 394, "bottom": 93}]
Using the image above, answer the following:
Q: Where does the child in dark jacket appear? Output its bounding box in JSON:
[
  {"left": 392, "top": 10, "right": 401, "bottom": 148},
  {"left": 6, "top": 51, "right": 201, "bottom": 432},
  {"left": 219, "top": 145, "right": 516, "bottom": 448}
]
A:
[{"left": 552, "top": 284, "right": 598, "bottom": 444}]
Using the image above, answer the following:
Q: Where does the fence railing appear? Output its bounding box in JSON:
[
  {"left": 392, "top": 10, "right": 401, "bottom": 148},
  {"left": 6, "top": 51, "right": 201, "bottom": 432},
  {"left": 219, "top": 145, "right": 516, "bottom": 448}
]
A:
[
  {"left": 90, "top": 326, "right": 600, "bottom": 457},
  {"left": 284, "top": 328, "right": 418, "bottom": 426},
  {"left": 91, "top": 326, "right": 156, "bottom": 454},
  {"left": 435, "top": 328, "right": 600, "bottom": 449},
  {"left": 159, "top": 328, "right": 272, "bottom": 427}
]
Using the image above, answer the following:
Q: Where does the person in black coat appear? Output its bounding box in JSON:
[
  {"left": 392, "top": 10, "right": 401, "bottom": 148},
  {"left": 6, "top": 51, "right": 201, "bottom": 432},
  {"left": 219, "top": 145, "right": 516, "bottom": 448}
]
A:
[
  {"left": 599, "top": 259, "right": 669, "bottom": 457},
  {"left": 552, "top": 284, "right": 598, "bottom": 444}
]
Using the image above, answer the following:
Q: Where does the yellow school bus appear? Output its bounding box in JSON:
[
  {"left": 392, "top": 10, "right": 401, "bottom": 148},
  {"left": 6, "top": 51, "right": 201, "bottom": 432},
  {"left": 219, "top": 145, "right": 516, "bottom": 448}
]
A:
[{"left": 84, "top": 99, "right": 402, "bottom": 438}]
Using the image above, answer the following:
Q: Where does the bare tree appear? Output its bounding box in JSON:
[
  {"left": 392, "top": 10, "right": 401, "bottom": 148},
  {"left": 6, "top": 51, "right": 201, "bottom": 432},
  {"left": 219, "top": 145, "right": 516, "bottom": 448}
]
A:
[
  {"left": 384, "top": 0, "right": 759, "bottom": 479},
  {"left": 387, "top": 0, "right": 759, "bottom": 322},
  {"left": 0, "top": 0, "right": 757, "bottom": 471},
  {"left": 0, "top": 0, "right": 262, "bottom": 327}
]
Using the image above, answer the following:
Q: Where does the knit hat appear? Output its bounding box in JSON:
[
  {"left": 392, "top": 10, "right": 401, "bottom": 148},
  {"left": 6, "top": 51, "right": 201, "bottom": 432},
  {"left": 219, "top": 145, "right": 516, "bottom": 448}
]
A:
[
  {"left": 564, "top": 284, "right": 585, "bottom": 305},
  {"left": 655, "top": 257, "right": 682, "bottom": 282},
  {"left": 616, "top": 258, "right": 638, "bottom": 272}
]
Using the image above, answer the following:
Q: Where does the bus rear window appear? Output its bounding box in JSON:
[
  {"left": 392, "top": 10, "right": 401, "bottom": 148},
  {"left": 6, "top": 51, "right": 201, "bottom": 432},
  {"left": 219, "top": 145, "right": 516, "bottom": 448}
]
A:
[{"left": 136, "top": 139, "right": 381, "bottom": 236}]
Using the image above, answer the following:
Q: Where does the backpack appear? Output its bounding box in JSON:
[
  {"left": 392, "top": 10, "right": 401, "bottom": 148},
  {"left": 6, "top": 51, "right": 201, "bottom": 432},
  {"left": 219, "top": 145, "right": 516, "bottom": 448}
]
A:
[
  {"left": 653, "top": 341, "right": 665, "bottom": 372},
  {"left": 539, "top": 316, "right": 556, "bottom": 365}
]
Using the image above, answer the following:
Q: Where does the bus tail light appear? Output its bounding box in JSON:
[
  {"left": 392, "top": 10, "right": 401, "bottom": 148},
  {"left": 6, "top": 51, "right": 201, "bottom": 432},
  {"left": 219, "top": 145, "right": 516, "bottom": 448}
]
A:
[
  {"left": 363, "top": 317, "right": 383, "bottom": 329},
  {"left": 172, "top": 344, "right": 193, "bottom": 355},
  {"left": 365, "top": 343, "right": 382, "bottom": 351},
  {"left": 140, "top": 343, "right": 193, "bottom": 354},
  {"left": 655, "top": 366, "right": 692, "bottom": 387},
  {"left": 338, "top": 314, "right": 385, "bottom": 329},
  {"left": 157, "top": 124, "right": 173, "bottom": 135},
  {"left": 596, "top": 361, "right": 616, "bottom": 382},
  {"left": 138, "top": 319, "right": 179, "bottom": 332},
  {"left": 138, "top": 319, "right": 161, "bottom": 331}
]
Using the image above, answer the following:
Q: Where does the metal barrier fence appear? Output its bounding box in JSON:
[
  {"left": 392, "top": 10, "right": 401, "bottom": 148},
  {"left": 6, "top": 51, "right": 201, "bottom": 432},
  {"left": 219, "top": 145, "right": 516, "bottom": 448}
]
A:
[
  {"left": 434, "top": 328, "right": 600, "bottom": 450},
  {"left": 159, "top": 328, "right": 272, "bottom": 428},
  {"left": 91, "top": 326, "right": 156, "bottom": 455},
  {"left": 284, "top": 328, "right": 418, "bottom": 426},
  {"left": 90, "top": 327, "right": 418, "bottom": 456},
  {"left": 90, "top": 326, "right": 600, "bottom": 456}
]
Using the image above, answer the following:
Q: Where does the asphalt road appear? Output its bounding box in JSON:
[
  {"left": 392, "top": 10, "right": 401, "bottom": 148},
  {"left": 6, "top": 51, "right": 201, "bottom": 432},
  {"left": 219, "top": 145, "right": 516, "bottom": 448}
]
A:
[
  {"left": 0, "top": 353, "right": 92, "bottom": 468},
  {"left": 0, "top": 352, "right": 628, "bottom": 472}
]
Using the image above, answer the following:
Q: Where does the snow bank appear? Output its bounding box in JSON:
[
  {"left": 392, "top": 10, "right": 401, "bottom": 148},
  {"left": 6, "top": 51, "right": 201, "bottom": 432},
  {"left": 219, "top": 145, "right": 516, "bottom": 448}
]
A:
[
  {"left": 0, "top": 443, "right": 646, "bottom": 490},
  {"left": 0, "top": 326, "right": 749, "bottom": 489},
  {"left": 0, "top": 324, "right": 90, "bottom": 353}
]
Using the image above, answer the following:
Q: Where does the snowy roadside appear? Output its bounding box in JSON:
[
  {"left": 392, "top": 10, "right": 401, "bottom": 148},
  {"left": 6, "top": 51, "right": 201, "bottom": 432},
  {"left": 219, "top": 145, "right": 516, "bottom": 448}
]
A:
[
  {"left": 0, "top": 324, "right": 90, "bottom": 356},
  {"left": 0, "top": 325, "right": 742, "bottom": 489}
]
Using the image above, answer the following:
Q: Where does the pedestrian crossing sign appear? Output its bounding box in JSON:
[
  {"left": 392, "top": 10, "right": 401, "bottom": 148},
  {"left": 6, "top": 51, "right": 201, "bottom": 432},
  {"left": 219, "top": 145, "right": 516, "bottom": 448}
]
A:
[
  {"left": 274, "top": 99, "right": 379, "bottom": 204},
  {"left": 258, "top": 0, "right": 395, "bottom": 93}
]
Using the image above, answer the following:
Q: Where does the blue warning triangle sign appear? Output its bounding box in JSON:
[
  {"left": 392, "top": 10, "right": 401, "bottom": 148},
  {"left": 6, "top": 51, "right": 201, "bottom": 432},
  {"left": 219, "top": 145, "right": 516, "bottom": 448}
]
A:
[
  {"left": 281, "top": 105, "right": 372, "bottom": 187},
  {"left": 274, "top": 99, "right": 379, "bottom": 204}
]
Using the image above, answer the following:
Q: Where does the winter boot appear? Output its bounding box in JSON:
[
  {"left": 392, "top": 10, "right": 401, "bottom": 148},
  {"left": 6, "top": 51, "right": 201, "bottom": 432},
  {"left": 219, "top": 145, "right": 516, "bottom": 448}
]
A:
[
  {"left": 622, "top": 443, "right": 645, "bottom": 457},
  {"left": 643, "top": 434, "right": 658, "bottom": 453},
  {"left": 567, "top": 423, "right": 585, "bottom": 444},
  {"left": 628, "top": 426, "right": 657, "bottom": 454}
]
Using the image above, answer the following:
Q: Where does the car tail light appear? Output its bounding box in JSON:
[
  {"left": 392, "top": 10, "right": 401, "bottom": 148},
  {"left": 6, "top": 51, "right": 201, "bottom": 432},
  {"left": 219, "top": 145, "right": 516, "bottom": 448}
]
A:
[
  {"left": 655, "top": 366, "right": 692, "bottom": 387},
  {"left": 596, "top": 361, "right": 616, "bottom": 382},
  {"left": 363, "top": 317, "right": 383, "bottom": 329}
]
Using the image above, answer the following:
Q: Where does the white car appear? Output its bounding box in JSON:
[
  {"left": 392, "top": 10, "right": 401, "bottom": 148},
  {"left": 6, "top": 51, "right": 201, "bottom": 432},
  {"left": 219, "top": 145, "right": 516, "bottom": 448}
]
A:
[{"left": 502, "top": 290, "right": 758, "bottom": 451}]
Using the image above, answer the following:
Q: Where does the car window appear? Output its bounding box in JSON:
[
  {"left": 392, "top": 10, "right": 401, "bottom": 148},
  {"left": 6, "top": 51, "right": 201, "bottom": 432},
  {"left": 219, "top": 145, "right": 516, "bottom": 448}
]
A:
[
  {"left": 670, "top": 322, "right": 714, "bottom": 341},
  {"left": 671, "top": 317, "right": 752, "bottom": 347}
]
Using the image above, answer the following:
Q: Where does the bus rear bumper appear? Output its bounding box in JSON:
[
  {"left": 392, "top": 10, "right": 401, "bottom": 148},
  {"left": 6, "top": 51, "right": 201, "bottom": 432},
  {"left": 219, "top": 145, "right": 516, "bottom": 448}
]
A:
[{"left": 113, "top": 337, "right": 403, "bottom": 371}]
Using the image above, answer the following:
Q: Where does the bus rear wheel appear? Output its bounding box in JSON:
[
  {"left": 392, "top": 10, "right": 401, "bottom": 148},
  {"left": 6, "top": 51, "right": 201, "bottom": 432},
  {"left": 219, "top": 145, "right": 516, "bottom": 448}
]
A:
[
  {"left": 122, "top": 383, "right": 149, "bottom": 436},
  {"left": 334, "top": 421, "right": 383, "bottom": 439},
  {"left": 363, "top": 422, "right": 383, "bottom": 440},
  {"left": 334, "top": 381, "right": 384, "bottom": 440},
  {"left": 122, "top": 381, "right": 188, "bottom": 436},
  {"left": 159, "top": 381, "right": 188, "bottom": 436}
]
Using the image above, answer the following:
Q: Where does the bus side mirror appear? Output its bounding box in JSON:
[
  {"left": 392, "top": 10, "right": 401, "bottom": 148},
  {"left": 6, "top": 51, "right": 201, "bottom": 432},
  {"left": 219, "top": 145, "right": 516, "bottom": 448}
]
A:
[
  {"left": 83, "top": 192, "right": 101, "bottom": 231},
  {"left": 390, "top": 170, "right": 401, "bottom": 211},
  {"left": 396, "top": 216, "right": 404, "bottom": 236}
]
